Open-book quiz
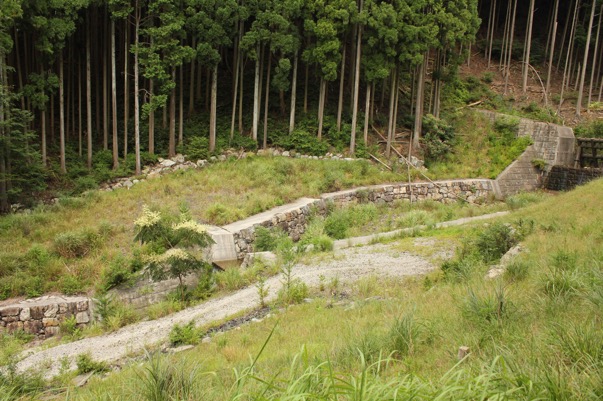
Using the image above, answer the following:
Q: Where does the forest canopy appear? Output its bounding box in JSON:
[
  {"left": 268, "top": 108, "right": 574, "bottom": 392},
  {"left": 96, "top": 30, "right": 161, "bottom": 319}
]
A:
[{"left": 3, "top": 0, "right": 598, "bottom": 212}]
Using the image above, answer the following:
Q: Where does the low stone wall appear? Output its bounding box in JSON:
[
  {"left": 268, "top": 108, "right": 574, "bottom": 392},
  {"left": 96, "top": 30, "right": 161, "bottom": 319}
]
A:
[
  {"left": 545, "top": 166, "right": 603, "bottom": 191},
  {"left": 0, "top": 296, "right": 92, "bottom": 338},
  {"left": 228, "top": 179, "right": 495, "bottom": 258},
  {"left": 111, "top": 274, "right": 199, "bottom": 311}
]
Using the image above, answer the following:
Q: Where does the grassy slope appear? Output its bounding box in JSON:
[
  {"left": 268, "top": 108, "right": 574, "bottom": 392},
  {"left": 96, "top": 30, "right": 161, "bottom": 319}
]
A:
[
  {"left": 0, "top": 157, "right": 402, "bottom": 298},
  {"left": 66, "top": 178, "right": 603, "bottom": 400}
]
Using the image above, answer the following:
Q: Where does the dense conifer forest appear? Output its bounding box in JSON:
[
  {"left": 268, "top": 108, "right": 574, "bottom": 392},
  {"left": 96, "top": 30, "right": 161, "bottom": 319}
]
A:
[{"left": 0, "top": 0, "right": 601, "bottom": 212}]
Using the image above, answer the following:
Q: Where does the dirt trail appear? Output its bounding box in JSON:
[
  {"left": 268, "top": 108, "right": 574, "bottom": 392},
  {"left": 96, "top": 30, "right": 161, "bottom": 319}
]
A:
[{"left": 16, "top": 243, "right": 436, "bottom": 379}]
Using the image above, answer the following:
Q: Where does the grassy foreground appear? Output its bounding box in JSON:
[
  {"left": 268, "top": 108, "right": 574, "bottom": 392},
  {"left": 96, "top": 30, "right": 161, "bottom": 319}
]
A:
[{"left": 44, "top": 178, "right": 603, "bottom": 400}]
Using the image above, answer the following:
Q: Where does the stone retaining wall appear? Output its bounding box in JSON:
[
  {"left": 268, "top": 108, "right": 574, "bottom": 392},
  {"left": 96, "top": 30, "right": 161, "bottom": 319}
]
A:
[
  {"left": 230, "top": 179, "right": 495, "bottom": 258},
  {"left": 545, "top": 166, "right": 603, "bottom": 191},
  {"left": 0, "top": 296, "right": 92, "bottom": 338}
]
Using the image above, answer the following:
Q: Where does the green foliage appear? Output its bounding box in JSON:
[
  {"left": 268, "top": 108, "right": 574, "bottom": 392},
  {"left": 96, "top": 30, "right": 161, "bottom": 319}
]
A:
[
  {"left": 421, "top": 114, "right": 456, "bottom": 163},
  {"left": 183, "top": 136, "right": 210, "bottom": 161},
  {"left": 134, "top": 206, "right": 214, "bottom": 294},
  {"left": 99, "top": 255, "right": 136, "bottom": 293},
  {"left": 442, "top": 221, "right": 526, "bottom": 281},
  {"left": 276, "top": 129, "right": 328, "bottom": 156},
  {"left": 254, "top": 226, "right": 289, "bottom": 252},
  {"left": 574, "top": 120, "right": 603, "bottom": 138},
  {"left": 462, "top": 285, "right": 512, "bottom": 327},
  {"left": 169, "top": 322, "right": 202, "bottom": 346},
  {"left": 60, "top": 315, "right": 81, "bottom": 338},
  {"left": 76, "top": 353, "right": 108, "bottom": 375},
  {"left": 53, "top": 229, "right": 101, "bottom": 258}
]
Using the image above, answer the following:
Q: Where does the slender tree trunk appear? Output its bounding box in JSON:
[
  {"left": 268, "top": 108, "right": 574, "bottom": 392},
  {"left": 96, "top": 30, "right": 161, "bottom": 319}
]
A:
[
  {"left": 559, "top": 0, "right": 580, "bottom": 111},
  {"left": 317, "top": 78, "right": 326, "bottom": 140},
  {"left": 413, "top": 55, "right": 426, "bottom": 150},
  {"left": 134, "top": 2, "right": 141, "bottom": 175},
  {"left": 337, "top": 44, "right": 346, "bottom": 132},
  {"left": 500, "top": 0, "right": 512, "bottom": 68},
  {"left": 86, "top": 12, "right": 92, "bottom": 169},
  {"left": 169, "top": 67, "right": 176, "bottom": 157},
  {"left": 363, "top": 84, "right": 370, "bottom": 145},
  {"left": 205, "top": 67, "right": 210, "bottom": 113},
  {"left": 350, "top": 16, "right": 363, "bottom": 155},
  {"left": 588, "top": 5, "right": 603, "bottom": 110},
  {"left": 230, "top": 37, "right": 241, "bottom": 140},
  {"left": 504, "top": 0, "right": 518, "bottom": 95},
  {"left": 252, "top": 48, "right": 261, "bottom": 142},
  {"left": 124, "top": 19, "right": 129, "bottom": 160},
  {"left": 289, "top": 51, "right": 298, "bottom": 134},
  {"left": 263, "top": 52, "right": 272, "bottom": 149},
  {"left": 546, "top": 21, "right": 558, "bottom": 98},
  {"left": 189, "top": 38, "right": 196, "bottom": 116},
  {"left": 557, "top": 0, "right": 574, "bottom": 72},
  {"left": 41, "top": 110, "right": 47, "bottom": 167},
  {"left": 59, "top": 52, "right": 66, "bottom": 173},
  {"left": 522, "top": 0, "right": 535, "bottom": 93},
  {"left": 0, "top": 56, "right": 6, "bottom": 212},
  {"left": 111, "top": 19, "right": 119, "bottom": 169},
  {"left": 103, "top": 14, "right": 109, "bottom": 150},
  {"left": 386, "top": 68, "right": 397, "bottom": 158},
  {"left": 238, "top": 57, "right": 244, "bottom": 134},
  {"left": 179, "top": 65, "right": 184, "bottom": 147},
  {"left": 303, "top": 62, "right": 309, "bottom": 114},
  {"left": 577, "top": 0, "right": 597, "bottom": 116},
  {"left": 78, "top": 53, "right": 82, "bottom": 158},
  {"left": 209, "top": 65, "right": 217, "bottom": 152},
  {"left": 149, "top": 78, "right": 155, "bottom": 154}
]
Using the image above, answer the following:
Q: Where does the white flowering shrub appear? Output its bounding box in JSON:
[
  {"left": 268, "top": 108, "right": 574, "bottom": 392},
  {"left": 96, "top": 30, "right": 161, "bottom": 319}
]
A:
[{"left": 134, "top": 206, "right": 214, "bottom": 294}]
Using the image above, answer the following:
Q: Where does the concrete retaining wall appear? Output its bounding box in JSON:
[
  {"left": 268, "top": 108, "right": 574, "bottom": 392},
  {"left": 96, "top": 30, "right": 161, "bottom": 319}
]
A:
[
  {"left": 479, "top": 111, "right": 576, "bottom": 197},
  {"left": 545, "top": 166, "right": 603, "bottom": 191},
  {"left": 0, "top": 296, "right": 92, "bottom": 338}
]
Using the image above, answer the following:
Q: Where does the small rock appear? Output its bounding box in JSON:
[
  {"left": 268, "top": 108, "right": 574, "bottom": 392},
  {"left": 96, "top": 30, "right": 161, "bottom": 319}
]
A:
[
  {"left": 210, "top": 156, "right": 217, "bottom": 162},
  {"left": 202, "top": 337, "right": 211, "bottom": 344},
  {"left": 72, "top": 372, "right": 95, "bottom": 387},
  {"left": 303, "top": 298, "right": 314, "bottom": 303},
  {"left": 123, "top": 180, "right": 133, "bottom": 189},
  {"left": 251, "top": 318, "right": 263, "bottom": 323},
  {"left": 160, "top": 159, "right": 176, "bottom": 168},
  {"left": 167, "top": 344, "right": 194, "bottom": 354},
  {"left": 196, "top": 159, "right": 207, "bottom": 167},
  {"left": 282, "top": 151, "right": 290, "bottom": 157},
  {"left": 75, "top": 311, "right": 90, "bottom": 324},
  {"left": 218, "top": 155, "right": 227, "bottom": 161},
  {"left": 173, "top": 154, "right": 185, "bottom": 163},
  {"left": 486, "top": 266, "right": 505, "bottom": 279}
]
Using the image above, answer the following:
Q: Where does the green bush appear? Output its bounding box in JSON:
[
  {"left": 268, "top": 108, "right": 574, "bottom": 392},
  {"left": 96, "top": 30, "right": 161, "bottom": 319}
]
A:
[
  {"left": 324, "top": 212, "right": 349, "bottom": 240},
  {"left": 254, "top": 226, "right": 288, "bottom": 252},
  {"left": 60, "top": 274, "right": 84, "bottom": 295},
  {"left": 169, "top": 322, "right": 202, "bottom": 346},
  {"left": 99, "top": 255, "right": 135, "bottom": 293},
  {"left": 277, "top": 278, "right": 308, "bottom": 305},
  {"left": 76, "top": 353, "right": 108, "bottom": 374},
  {"left": 276, "top": 129, "right": 328, "bottom": 156},
  {"left": 53, "top": 229, "right": 100, "bottom": 258},
  {"left": 184, "top": 136, "right": 210, "bottom": 160},
  {"left": 421, "top": 114, "right": 456, "bottom": 163},
  {"left": 473, "top": 223, "right": 517, "bottom": 263}
]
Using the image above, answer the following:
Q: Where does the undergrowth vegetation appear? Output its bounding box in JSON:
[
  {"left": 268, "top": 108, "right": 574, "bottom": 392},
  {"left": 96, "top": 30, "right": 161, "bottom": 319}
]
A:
[{"left": 56, "top": 178, "right": 603, "bottom": 401}]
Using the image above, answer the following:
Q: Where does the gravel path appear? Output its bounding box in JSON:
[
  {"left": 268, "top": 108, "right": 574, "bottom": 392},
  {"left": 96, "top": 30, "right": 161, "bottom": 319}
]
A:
[{"left": 16, "top": 243, "right": 436, "bottom": 379}]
